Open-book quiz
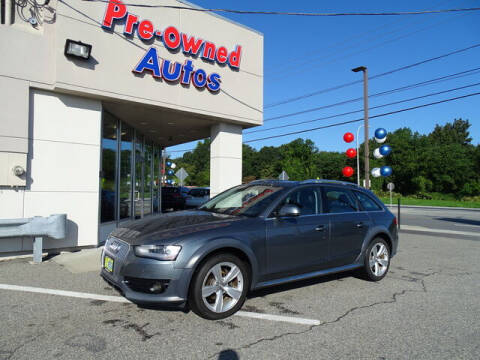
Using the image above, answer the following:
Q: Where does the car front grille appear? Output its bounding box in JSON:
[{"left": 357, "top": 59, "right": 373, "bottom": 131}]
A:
[{"left": 105, "top": 237, "right": 129, "bottom": 260}]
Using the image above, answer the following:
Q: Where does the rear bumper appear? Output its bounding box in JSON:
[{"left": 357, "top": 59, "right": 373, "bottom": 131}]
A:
[{"left": 100, "top": 240, "right": 193, "bottom": 305}]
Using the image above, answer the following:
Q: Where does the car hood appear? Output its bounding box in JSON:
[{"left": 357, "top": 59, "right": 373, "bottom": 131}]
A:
[{"left": 109, "top": 210, "right": 240, "bottom": 246}]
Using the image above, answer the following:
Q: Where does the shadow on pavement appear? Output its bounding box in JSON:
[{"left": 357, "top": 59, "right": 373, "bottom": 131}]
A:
[
  {"left": 247, "top": 270, "right": 360, "bottom": 299},
  {"left": 218, "top": 349, "right": 239, "bottom": 360},
  {"left": 435, "top": 217, "right": 480, "bottom": 226}
]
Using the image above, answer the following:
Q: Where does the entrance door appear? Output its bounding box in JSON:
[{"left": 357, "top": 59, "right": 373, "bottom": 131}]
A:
[{"left": 265, "top": 186, "right": 329, "bottom": 279}]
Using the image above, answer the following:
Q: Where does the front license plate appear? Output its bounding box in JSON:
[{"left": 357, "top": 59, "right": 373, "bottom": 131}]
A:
[{"left": 104, "top": 255, "right": 114, "bottom": 273}]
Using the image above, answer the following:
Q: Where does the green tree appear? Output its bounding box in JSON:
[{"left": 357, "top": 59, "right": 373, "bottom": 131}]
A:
[
  {"left": 279, "top": 139, "right": 318, "bottom": 180},
  {"left": 173, "top": 139, "right": 211, "bottom": 186}
]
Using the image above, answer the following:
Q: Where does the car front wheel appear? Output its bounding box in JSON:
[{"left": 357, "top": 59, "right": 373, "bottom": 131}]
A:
[
  {"left": 363, "top": 238, "right": 391, "bottom": 281},
  {"left": 189, "top": 254, "right": 249, "bottom": 320}
]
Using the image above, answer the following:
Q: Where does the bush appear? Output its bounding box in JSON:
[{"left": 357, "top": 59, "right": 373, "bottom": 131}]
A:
[
  {"left": 412, "top": 176, "right": 433, "bottom": 193},
  {"left": 460, "top": 182, "right": 480, "bottom": 197}
]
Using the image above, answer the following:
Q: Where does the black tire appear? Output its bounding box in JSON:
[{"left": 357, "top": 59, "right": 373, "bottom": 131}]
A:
[
  {"left": 362, "top": 238, "right": 391, "bottom": 281},
  {"left": 189, "top": 253, "right": 249, "bottom": 320}
]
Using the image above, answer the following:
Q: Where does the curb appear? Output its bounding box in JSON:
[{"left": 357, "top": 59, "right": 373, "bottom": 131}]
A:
[
  {"left": 399, "top": 225, "right": 479, "bottom": 238},
  {"left": 386, "top": 204, "right": 480, "bottom": 211}
]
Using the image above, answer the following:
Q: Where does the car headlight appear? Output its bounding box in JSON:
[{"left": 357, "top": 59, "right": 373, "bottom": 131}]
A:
[{"left": 134, "top": 245, "right": 182, "bottom": 261}]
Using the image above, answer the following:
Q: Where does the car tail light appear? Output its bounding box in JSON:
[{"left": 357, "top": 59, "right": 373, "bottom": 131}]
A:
[{"left": 393, "top": 217, "right": 397, "bottom": 226}]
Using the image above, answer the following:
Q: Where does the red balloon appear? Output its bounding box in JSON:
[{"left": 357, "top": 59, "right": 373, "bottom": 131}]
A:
[
  {"left": 342, "top": 166, "right": 353, "bottom": 177},
  {"left": 343, "top": 132, "right": 354, "bottom": 143},
  {"left": 342, "top": 166, "right": 354, "bottom": 177},
  {"left": 346, "top": 148, "right": 357, "bottom": 158}
]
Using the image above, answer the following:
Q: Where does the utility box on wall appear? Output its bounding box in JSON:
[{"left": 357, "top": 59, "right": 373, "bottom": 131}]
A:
[{"left": 0, "top": 152, "right": 27, "bottom": 187}]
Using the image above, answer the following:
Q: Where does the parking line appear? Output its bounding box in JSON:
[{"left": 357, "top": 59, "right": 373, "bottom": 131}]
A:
[
  {"left": 0, "top": 284, "right": 130, "bottom": 303},
  {"left": 236, "top": 311, "right": 320, "bottom": 326},
  {"left": 0, "top": 283, "right": 320, "bottom": 326}
]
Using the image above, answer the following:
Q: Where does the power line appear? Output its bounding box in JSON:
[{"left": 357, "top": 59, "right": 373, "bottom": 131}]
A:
[
  {"left": 268, "top": 11, "right": 470, "bottom": 82},
  {"left": 245, "top": 82, "right": 480, "bottom": 135},
  {"left": 244, "top": 91, "right": 480, "bottom": 143},
  {"left": 83, "top": 1, "right": 480, "bottom": 16},
  {"left": 265, "top": 42, "right": 480, "bottom": 108},
  {"left": 170, "top": 89, "right": 480, "bottom": 153},
  {"left": 260, "top": 66, "right": 480, "bottom": 123}
]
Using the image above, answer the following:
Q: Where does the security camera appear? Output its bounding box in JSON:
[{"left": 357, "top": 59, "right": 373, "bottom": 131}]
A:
[{"left": 13, "top": 166, "right": 26, "bottom": 177}]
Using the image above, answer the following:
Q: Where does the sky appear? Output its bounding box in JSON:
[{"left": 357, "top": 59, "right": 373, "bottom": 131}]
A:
[{"left": 168, "top": 0, "right": 480, "bottom": 156}]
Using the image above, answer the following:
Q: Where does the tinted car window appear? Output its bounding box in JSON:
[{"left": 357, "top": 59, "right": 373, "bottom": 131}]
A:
[
  {"left": 162, "top": 187, "right": 179, "bottom": 193},
  {"left": 353, "top": 191, "right": 383, "bottom": 211},
  {"left": 276, "top": 187, "right": 319, "bottom": 216},
  {"left": 189, "top": 189, "right": 205, "bottom": 197},
  {"left": 323, "top": 188, "right": 358, "bottom": 213}
]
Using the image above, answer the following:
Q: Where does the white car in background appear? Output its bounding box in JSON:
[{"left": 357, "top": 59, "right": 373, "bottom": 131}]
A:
[{"left": 185, "top": 187, "right": 210, "bottom": 208}]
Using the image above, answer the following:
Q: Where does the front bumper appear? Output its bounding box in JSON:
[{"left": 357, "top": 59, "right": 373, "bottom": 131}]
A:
[{"left": 100, "top": 238, "right": 193, "bottom": 305}]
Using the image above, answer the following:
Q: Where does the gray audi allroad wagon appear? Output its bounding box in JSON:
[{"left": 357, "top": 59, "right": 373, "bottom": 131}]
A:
[{"left": 101, "top": 180, "right": 398, "bottom": 320}]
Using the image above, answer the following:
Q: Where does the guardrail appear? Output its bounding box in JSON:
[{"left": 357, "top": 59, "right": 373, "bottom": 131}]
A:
[{"left": 0, "top": 214, "right": 67, "bottom": 263}]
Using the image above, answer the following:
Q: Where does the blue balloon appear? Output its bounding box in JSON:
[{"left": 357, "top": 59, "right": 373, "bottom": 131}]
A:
[
  {"left": 167, "top": 179, "right": 173, "bottom": 184},
  {"left": 375, "top": 128, "right": 387, "bottom": 139},
  {"left": 166, "top": 161, "right": 172, "bottom": 167},
  {"left": 380, "top": 166, "right": 393, "bottom": 177},
  {"left": 167, "top": 169, "right": 174, "bottom": 175},
  {"left": 379, "top": 144, "right": 392, "bottom": 156}
]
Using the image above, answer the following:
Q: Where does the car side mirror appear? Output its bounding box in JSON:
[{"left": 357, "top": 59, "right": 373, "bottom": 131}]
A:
[{"left": 278, "top": 204, "right": 301, "bottom": 217}]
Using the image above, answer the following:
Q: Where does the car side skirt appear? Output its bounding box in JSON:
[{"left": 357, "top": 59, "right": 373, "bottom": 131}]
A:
[{"left": 254, "top": 263, "right": 362, "bottom": 290}]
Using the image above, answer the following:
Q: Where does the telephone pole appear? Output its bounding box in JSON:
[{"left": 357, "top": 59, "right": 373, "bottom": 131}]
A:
[{"left": 352, "top": 66, "right": 369, "bottom": 189}]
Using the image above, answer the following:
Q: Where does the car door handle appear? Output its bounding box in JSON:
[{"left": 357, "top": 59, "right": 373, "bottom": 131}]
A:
[
  {"left": 315, "top": 225, "right": 326, "bottom": 231},
  {"left": 356, "top": 222, "right": 364, "bottom": 228}
]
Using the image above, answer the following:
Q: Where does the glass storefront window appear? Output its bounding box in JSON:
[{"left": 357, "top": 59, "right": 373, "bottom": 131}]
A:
[
  {"left": 119, "top": 123, "right": 134, "bottom": 220},
  {"left": 144, "top": 143, "right": 153, "bottom": 215},
  {"left": 100, "top": 113, "right": 118, "bottom": 223},
  {"left": 134, "top": 134, "right": 144, "bottom": 219},
  {"left": 153, "top": 147, "right": 160, "bottom": 212},
  {"left": 99, "top": 111, "right": 162, "bottom": 223}
]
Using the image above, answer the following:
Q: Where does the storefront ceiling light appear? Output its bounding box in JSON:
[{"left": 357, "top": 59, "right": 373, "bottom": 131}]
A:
[{"left": 64, "top": 39, "right": 92, "bottom": 60}]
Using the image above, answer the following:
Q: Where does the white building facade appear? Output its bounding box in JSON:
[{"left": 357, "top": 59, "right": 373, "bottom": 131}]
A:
[{"left": 0, "top": 0, "right": 263, "bottom": 254}]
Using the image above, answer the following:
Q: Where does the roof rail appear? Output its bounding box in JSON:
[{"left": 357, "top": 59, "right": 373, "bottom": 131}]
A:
[{"left": 300, "top": 179, "right": 359, "bottom": 187}]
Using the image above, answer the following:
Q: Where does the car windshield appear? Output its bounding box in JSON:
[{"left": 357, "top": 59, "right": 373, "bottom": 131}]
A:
[{"left": 199, "top": 184, "right": 284, "bottom": 217}]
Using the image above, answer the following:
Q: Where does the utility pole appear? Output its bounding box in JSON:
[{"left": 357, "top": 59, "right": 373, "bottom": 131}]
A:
[{"left": 352, "top": 66, "right": 370, "bottom": 189}]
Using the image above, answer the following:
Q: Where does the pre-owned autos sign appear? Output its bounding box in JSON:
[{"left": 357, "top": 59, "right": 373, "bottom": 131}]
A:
[{"left": 102, "top": 0, "right": 242, "bottom": 92}]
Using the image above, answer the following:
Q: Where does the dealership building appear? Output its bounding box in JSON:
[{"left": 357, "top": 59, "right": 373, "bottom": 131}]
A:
[{"left": 0, "top": 0, "right": 263, "bottom": 254}]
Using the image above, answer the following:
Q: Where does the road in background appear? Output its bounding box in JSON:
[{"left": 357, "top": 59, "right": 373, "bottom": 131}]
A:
[{"left": 388, "top": 206, "right": 480, "bottom": 233}]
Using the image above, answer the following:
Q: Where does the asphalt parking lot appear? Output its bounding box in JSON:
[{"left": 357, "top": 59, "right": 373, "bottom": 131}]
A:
[{"left": 1, "top": 230, "right": 479, "bottom": 360}]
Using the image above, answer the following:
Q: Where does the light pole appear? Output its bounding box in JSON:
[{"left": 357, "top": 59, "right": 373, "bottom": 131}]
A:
[
  {"left": 356, "top": 124, "right": 363, "bottom": 186},
  {"left": 352, "top": 66, "right": 370, "bottom": 189}
]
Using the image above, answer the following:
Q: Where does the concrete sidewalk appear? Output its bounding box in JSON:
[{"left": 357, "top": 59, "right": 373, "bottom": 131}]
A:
[{"left": 53, "top": 247, "right": 103, "bottom": 274}]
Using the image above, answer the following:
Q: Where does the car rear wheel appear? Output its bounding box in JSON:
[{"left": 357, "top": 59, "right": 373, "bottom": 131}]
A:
[
  {"left": 189, "top": 254, "right": 249, "bottom": 320},
  {"left": 363, "top": 238, "right": 391, "bottom": 281}
]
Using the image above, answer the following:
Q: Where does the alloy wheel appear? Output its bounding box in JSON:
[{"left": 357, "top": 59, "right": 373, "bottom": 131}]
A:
[
  {"left": 369, "top": 243, "right": 389, "bottom": 277},
  {"left": 201, "top": 262, "right": 244, "bottom": 313}
]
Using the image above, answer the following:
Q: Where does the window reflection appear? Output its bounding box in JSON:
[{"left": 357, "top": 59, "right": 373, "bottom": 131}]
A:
[
  {"left": 153, "top": 148, "right": 160, "bottom": 212},
  {"left": 144, "top": 143, "right": 153, "bottom": 215},
  {"left": 101, "top": 113, "right": 117, "bottom": 223},
  {"left": 134, "top": 134, "right": 143, "bottom": 219},
  {"left": 100, "top": 111, "right": 162, "bottom": 222},
  {"left": 119, "top": 123, "right": 133, "bottom": 220}
]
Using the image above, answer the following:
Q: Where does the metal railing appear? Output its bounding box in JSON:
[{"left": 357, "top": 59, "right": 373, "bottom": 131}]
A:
[{"left": 0, "top": 214, "right": 67, "bottom": 263}]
